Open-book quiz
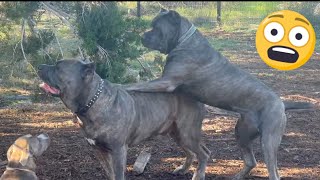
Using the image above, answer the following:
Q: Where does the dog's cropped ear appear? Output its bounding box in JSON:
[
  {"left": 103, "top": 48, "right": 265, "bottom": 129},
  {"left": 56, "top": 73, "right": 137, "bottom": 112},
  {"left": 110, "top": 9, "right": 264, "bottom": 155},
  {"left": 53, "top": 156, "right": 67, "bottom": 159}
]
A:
[
  {"left": 167, "top": 10, "right": 181, "bottom": 26},
  {"left": 81, "top": 62, "right": 96, "bottom": 79},
  {"left": 7, "top": 139, "right": 30, "bottom": 166},
  {"left": 160, "top": 8, "right": 168, "bottom": 13},
  {"left": 82, "top": 58, "right": 92, "bottom": 63}
]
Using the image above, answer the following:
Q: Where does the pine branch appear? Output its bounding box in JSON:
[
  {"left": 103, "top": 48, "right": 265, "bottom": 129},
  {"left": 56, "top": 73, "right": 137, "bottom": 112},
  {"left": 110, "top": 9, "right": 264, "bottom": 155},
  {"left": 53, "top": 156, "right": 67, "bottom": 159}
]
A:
[
  {"left": 97, "top": 44, "right": 111, "bottom": 67},
  {"left": 78, "top": 46, "right": 84, "bottom": 59},
  {"left": 40, "top": 2, "right": 76, "bottom": 34},
  {"left": 43, "top": 2, "right": 72, "bottom": 19},
  {"left": 54, "top": 32, "right": 64, "bottom": 59},
  {"left": 20, "top": 18, "right": 27, "bottom": 62},
  {"left": 138, "top": 56, "right": 156, "bottom": 78},
  {"left": 19, "top": 18, "right": 39, "bottom": 75}
]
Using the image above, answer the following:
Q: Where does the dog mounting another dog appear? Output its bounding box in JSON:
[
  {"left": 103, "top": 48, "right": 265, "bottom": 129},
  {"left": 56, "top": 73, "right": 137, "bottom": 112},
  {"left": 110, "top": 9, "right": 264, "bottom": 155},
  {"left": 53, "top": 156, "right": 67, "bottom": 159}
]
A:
[
  {"left": 37, "top": 59, "right": 211, "bottom": 180},
  {"left": 0, "top": 134, "right": 50, "bottom": 180},
  {"left": 125, "top": 9, "right": 314, "bottom": 180}
]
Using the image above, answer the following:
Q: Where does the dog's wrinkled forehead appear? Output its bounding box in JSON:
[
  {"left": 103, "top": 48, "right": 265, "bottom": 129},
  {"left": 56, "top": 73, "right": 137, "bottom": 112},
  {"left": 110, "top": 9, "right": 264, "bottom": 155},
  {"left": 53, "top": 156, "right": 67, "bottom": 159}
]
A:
[
  {"left": 54, "top": 59, "right": 87, "bottom": 73},
  {"left": 56, "top": 59, "right": 84, "bottom": 67},
  {"left": 151, "top": 10, "right": 170, "bottom": 27},
  {"left": 151, "top": 10, "right": 181, "bottom": 29}
]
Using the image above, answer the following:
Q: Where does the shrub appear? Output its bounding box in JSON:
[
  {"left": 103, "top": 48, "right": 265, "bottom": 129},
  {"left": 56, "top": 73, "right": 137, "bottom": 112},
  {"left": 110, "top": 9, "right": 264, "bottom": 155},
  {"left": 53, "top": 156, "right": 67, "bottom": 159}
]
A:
[{"left": 75, "top": 2, "right": 148, "bottom": 83}]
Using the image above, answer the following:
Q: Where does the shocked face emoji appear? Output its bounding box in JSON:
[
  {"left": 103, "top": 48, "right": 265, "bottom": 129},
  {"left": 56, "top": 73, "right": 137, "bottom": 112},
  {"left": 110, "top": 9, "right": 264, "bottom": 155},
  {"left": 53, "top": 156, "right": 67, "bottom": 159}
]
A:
[{"left": 256, "top": 10, "right": 316, "bottom": 70}]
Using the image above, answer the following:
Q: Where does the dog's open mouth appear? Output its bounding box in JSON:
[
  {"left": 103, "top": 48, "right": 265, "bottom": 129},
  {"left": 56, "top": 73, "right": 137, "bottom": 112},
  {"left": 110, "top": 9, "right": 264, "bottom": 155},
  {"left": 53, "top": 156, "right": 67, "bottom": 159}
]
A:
[
  {"left": 39, "top": 82, "right": 60, "bottom": 95},
  {"left": 267, "top": 46, "right": 299, "bottom": 63}
]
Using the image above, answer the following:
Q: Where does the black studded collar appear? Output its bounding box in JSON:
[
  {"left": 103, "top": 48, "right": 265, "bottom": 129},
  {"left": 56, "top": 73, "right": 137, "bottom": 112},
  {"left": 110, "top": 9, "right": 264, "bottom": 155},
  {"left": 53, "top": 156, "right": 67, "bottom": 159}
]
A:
[{"left": 76, "top": 79, "right": 104, "bottom": 115}]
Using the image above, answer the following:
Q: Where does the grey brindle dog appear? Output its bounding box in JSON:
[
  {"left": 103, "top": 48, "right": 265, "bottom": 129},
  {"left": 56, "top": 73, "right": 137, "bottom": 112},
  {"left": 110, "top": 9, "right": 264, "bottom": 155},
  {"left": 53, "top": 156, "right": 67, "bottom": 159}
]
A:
[
  {"left": 1, "top": 134, "right": 50, "bottom": 180},
  {"left": 125, "top": 9, "right": 314, "bottom": 180},
  {"left": 37, "top": 59, "right": 210, "bottom": 180}
]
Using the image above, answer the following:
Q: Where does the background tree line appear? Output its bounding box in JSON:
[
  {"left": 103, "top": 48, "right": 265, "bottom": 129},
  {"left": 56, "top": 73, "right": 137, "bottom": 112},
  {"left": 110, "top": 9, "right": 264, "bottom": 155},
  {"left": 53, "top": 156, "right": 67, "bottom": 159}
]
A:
[{"left": 0, "top": 2, "right": 149, "bottom": 84}]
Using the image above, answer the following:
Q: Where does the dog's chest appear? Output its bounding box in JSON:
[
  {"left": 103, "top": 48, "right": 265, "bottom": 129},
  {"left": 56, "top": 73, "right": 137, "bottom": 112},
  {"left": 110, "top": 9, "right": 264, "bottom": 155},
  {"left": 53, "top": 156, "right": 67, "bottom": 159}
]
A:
[
  {"left": 74, "top": 115, "right": 98, "bottom": 144},
  {"left": 75, "top": 115, "right": 100, "bottom": 134},
  {"left": 74, "top": 115, "right": 113, "bottom": 150},
  {"left": 84, "top": 135, "right": 112, "bottom": 151}
]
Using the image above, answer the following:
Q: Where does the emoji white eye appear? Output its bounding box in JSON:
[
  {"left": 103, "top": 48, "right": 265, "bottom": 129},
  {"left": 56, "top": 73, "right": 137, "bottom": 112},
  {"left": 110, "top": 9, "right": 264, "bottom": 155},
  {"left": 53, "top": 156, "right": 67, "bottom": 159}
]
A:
[
  {"left": 264, "top": 22, "right": 284, "bottom": 43},
  {"left": 289, "top": 26, "right": 309, "bottom": 47}
]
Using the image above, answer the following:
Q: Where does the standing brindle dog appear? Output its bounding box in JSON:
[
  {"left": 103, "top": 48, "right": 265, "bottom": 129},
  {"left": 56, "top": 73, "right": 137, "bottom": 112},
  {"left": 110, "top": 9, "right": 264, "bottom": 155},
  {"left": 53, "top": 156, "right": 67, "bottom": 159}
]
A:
[
  {"left": 37, "top": 59, "right": 210, "bottom": 180},
  {"left": 126, "top": 9, "right": 314, "bottom": 180}
]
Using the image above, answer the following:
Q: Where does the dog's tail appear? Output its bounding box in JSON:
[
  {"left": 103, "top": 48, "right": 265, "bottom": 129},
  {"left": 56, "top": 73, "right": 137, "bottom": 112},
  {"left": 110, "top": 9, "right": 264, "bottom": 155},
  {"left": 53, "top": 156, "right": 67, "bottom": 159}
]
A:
[{"left": 283, "top": 101, "right": 314, "bottom": 111}]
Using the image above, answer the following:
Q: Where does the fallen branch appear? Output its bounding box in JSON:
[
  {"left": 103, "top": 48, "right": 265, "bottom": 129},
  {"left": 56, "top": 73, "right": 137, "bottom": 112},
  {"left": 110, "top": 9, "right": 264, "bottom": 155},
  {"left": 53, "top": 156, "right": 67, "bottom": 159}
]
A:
[{"left": 133, "top": 150, "right": 151, "bottom": 175}]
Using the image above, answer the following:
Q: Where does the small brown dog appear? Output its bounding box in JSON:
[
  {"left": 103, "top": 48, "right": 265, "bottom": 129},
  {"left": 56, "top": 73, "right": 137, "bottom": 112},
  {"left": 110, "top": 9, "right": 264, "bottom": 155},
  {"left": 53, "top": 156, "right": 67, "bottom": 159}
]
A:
[{"left": 0, "top": 134, "right": 50, "bottom": 180}]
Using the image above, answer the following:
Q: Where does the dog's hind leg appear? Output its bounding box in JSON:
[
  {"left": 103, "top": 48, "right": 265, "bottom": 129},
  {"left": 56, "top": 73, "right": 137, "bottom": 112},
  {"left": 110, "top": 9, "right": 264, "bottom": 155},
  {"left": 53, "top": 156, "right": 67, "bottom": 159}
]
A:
[
  {"left": 172, "top": 147, "right": 195, "bottom": 175},
  {"left": 189, "top": 143, "right": 210, "bottom": 180},
  {"left": 170, "top": 128, "right": 195, "bottom": 175},
  {"left": 170, "top": 126, "right": 209, "bottom": 180},
  {"left": 260, "top": 103, "right": 286, "bottom": 180},
  {"left": 233, "top": 113, "right": 260, "bottom": 180}
]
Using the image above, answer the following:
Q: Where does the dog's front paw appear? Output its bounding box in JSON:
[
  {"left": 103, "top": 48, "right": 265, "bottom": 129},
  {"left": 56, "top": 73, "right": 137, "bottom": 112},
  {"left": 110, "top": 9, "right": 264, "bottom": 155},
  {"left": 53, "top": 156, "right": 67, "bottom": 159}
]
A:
[
  {"left": 192, "top": 172, "right": 205, "bottom": 180},
  {"left": 172, "top": 165, "right": 189, "bottom": 175}
]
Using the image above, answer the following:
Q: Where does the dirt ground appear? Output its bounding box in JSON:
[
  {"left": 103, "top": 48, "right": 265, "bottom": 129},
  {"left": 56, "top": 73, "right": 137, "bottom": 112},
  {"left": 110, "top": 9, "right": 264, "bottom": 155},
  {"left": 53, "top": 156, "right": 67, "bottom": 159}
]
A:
[{"left": 1, "top": 31, "right": 320, "bottom": 180}]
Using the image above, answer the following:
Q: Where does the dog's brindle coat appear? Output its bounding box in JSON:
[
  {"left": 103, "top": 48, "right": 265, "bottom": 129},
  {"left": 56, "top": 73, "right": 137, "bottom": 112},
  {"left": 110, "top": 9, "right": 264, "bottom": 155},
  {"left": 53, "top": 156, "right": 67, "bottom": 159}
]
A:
[
  {"left": 37, "top": 60, "right": 210, "bottom": 180},
  {"left": 126, "top": 9, "right": 314, "bottom": 180}
]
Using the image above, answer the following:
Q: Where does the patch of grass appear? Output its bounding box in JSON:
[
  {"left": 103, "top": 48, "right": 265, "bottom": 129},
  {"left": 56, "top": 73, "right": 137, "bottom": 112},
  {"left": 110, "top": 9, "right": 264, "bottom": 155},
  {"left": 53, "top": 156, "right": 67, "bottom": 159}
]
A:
[
  {"left": 118, "top": 2, "right": 138, "bottom": 10},
  {"left": 175, "top": 4, "right": 217, "bottom": 27},
  {"left": 221, "top": 2, "right": 279, "bottom": 32},
  {"left": 0, "top": 86, "right": 31, "bottom": 107},
  {"left": 0, "top": 87, "right": 30, "bottom": 96},
  {"left": 208, "top": 37, "right": 247, "bottom": 52},
  {"left": 0, "top": 66, "right": 36, "bottom": 88}
]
